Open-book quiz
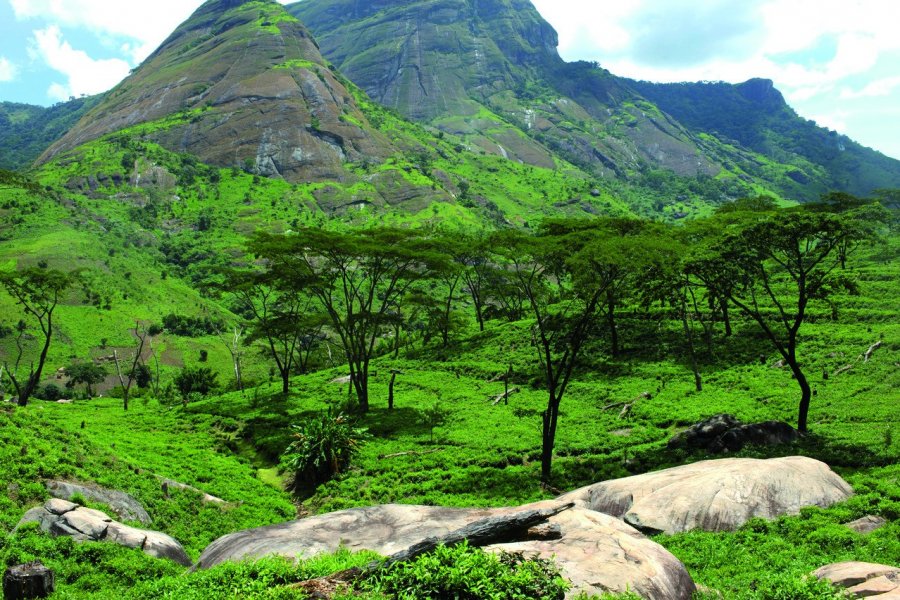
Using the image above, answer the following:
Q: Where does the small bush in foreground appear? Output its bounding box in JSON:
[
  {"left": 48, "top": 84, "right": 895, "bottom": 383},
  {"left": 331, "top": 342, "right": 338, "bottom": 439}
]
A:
[{"left": 361, "top": 542, "right": 569, "bottom": 600}]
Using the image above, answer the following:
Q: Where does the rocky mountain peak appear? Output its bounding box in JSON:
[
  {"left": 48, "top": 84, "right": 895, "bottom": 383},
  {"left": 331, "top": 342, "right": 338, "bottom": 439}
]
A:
[
  {"left": 37, "top": 0, "right": 391, "bottom": 182},
  {"left": 736, "top": 78, "right": 786, "bottom": 107}
]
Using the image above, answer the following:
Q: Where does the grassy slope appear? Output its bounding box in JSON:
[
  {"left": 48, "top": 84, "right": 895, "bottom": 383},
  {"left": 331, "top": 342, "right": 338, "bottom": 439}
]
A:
[{"left": 3, "top": 233, "right": 893, "bottom": 598}]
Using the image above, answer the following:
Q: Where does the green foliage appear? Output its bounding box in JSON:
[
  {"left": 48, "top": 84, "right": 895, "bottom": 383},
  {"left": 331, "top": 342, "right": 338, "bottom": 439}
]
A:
[
  {"left": 0, "top": 96, "right": 100, "bottom": 170},
  {"left": 280, "top": 411, "right": 370, "bottom": 493},
  {"left": 174, "top": 366, "right": 219, "bottom": 400},
  {"left": 65, "top": 361, "right": 108, "bottom": 397},
  {"left": 161, "top": 313, "right": 224, "bottom": 337},
  {"left": 127, "top": 550, "right": 377, "bottom": 599},
  {"left": 361, "top": 542, "right": 569, "bottom": 600}
]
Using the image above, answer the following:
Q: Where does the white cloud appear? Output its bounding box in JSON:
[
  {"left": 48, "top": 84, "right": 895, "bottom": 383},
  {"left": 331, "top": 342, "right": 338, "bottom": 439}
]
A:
[
  {"left": 10, "top": 0, "right": 295, "bottom": 64},
  {"left": 807, "top": 111, "right": 849, "bottom": 134},
  {"left": 840, "top": 75, "right": 900, "bottom": 99},
  {"left": 0, "top": 56, "right": 18, "bottom": 82},
  {"left": 30, "top": 26, "right": 131, "bottom": 101}
]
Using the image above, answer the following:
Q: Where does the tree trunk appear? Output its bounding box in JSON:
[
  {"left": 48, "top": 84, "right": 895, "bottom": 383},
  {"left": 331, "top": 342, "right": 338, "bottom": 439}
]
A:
[
  {"left": 3, "top": 561, "right": 55, "bottom": 599},
  {"left": 540, "top": 396, "right": 560, "bottom": 484},
  {"left": 281, "top": 371, "right": 290, "bottom": 396},
  {"left": 720, "top": 296, "right": 732, "bottom": 337},
  {"left": 681, "top": 289, "right": 702, "bottom": 392},
  {"left": 353, "top": 370, "right": 369, "bottom": 413},
  {"left": 607, "top": 296, "right": 619, "bottom": 357},
  {"left": 388, "top": 372, "right": 397, "bottom": 410},
  {"left": 791, "top": 360, "right": 812, "bottom": 433}
]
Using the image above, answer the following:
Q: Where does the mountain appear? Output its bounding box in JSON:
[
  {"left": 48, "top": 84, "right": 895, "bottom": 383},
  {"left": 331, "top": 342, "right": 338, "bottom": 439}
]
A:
[
  {"left": 288, "top": 0, "right": 900, "bottom": 201},
  {"left": 628, "top": 78, "right": 900, "bottom": 199},
  {"left": 38, "top": 0, "right": 394, "bottom": 182},
  {"left": 0, "top": 96, "right": 99, "bottom": 171},
  {"left": 288, "top": 0, "right": 722, "bottom": 181}
]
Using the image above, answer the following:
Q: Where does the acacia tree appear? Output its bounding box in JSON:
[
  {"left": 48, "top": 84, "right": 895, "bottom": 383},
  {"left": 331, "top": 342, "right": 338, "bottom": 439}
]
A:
[
  {"left": 254, "top": 228, "right": 440, "bottom": 412},
  {"left": 492, "top": 223, "right": 621, "bottom": 484},
  {"left": 0, "top": 267, "right": 74, "bottom": 406},
  {"left": 225, "top": 262, "right": 316, "bottom": 396},
  {"left": 713, "top": 207, "right": 878, "bottom": 432}
]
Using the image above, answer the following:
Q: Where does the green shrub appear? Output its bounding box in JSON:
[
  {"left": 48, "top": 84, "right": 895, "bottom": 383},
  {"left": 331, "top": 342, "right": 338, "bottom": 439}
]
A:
[
  {"left": 37, "top": 382, "right": 64, "bottom": 401},
  {"left": 361, "top": 542, "right": 569, "bottom": 600},
  {"left": 174, "top": 366, "right": 219, "bottom": 400},
  {"left": 280, "top": 411, "right": 369, "bottom": 493}
]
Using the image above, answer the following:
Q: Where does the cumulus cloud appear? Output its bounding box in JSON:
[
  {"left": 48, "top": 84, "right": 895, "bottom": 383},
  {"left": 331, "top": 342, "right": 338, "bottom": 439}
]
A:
[
  {"left": 0, "top": 56, "right": 18, "bottom": 82},
  {"left": 11, "top": 0, "right": 195, "bottom": 63},
  {"left": 10, "top": 0, "right": 294, "bottom": 63},
  {"left": 30, "top": 26, "right": 131, "bottom": 101},
  {"left": 532, "top": 0, "right": 900, "bottom": 90},
  {"left": 529, "top": 0, "right": 900, "bottom": 157},
  {"left": 840, "top": 75, "right": 900, "bottom": 99}
]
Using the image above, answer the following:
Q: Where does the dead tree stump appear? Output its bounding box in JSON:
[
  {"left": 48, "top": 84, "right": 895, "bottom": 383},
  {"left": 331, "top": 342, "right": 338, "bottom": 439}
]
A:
[{"left": 3, "top": 562, "right": 55, "bottom": 599}]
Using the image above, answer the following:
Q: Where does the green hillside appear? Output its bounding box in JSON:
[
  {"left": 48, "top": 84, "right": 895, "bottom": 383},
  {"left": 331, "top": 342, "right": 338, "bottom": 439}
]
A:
[
  {"left": 1, "top": 0, "right": 899, "bottom": 598},
  {"left": 0, "top": 96, "right": 99, "bottom": 171}
]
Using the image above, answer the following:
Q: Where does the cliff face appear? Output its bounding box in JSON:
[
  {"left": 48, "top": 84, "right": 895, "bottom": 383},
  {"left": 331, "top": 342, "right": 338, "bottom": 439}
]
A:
[
  {"left": 630, "top": 78, "right": 900, "bottom": 199},
  {"left": 289, "top": 0, "right": 721, "bottom": 179},
  {"left": 38, "top": 0, "right": 392, "bottom": 182}
]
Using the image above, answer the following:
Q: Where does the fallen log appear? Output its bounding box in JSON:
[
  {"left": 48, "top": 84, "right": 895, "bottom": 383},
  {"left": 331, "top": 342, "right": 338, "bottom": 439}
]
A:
[
  {"left": 602, "top": 400, "right": 629, "bottom": 411},
  {"left": 834, "top": 363, "right": 854, "bottom": 376},
  {"left": 862, "top": 340, "right": 882, "bottom": 363},
  {"left": 378, "top": 449, "right": 441, "bottom": 460},
  {"left": 289, "top": 502, "right": 575, "bottom": 595},
  {"left": 384, "top": 502, "right": 574, "bottom": 565},
  {"left": 490, "top": 387, "right": 520, "bottom": 406}
]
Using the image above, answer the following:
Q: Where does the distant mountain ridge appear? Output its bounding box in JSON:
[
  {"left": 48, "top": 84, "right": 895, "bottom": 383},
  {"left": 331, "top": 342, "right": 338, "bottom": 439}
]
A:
[
  {"left": 0, "top": 96, "right": 99, "bottom": 171},
  {"left": 289, "top": 0, "right": 900, "bottom": 200},
  {"left": 289, "top": 0, "right": 723, "bottom": 181},
  {"left": 629, "top": 78, "right": 900, "bottom": 198}
]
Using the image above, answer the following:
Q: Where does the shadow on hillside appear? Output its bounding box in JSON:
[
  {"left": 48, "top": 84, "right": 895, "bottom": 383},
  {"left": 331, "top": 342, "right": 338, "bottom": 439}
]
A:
[{"left": 626, "top": 431, "right": 892, "bottom": 476}]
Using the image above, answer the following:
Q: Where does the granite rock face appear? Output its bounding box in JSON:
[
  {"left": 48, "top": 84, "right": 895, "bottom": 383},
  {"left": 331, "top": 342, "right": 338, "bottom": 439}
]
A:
[
  {"left": 558, "top": 456, "right": 853, "bottom": 534},
  {"left": 45, "top": 480, "right": 152, "bottom": 524},
  {"left": 197, "top": 502, "right": 697, "bottom": 599},
  {"left": 38, "top": 0, "right": 391, "bottom": 183},
  {"left": 813, "top": 561, "right": 900, "bottom": 597},
  {"left": 18, "top": 500, "right": 191, "bottom": 566}
]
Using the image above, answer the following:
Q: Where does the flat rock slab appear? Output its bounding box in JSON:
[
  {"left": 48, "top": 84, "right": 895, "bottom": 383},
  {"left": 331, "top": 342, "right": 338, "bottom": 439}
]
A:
[
  {"left": 197, "top": 502, "right": 696, "bottom": 600},
  {"left": 156, "top": 476, "right": 227, "bottom": 505},
  {"left": 18, "top": 501, "right": 191, "bottom": 566},
  {"left": 558, "top": 456, "right": 853, "bottom": 534},
  {"left": 845, "top": 515, "right": 888, "bottom": 535},
  {"left": 814, "top": 562, "right": 900, "bottom": 597},
  {"left": 45, "top": 480, "right": 151, "bottom": 524}
]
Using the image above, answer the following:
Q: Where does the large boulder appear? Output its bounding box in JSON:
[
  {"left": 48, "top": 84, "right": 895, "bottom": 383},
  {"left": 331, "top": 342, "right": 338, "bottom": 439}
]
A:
[
  {"left": 667, "top": 414, "right": 799, "bottom": 453},
  {"left": 813, "top": 562, "right": 900, "bottom": 597},
  {"left": 18, "top": 500, "right": 191, "bottom": 566},
  {"left": 197, "top": 502, "right": 696, "bottom": 599},
  {"left": 45, "top": 481, "right": 152, "bottom": 524},
  {"left": 558, "top": 456, "right": 853, "bottom": 534}
]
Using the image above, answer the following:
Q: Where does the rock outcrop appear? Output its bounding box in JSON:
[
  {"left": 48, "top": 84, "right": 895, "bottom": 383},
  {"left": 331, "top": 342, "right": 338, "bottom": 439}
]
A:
[
  {"left": 844, "top": 515, "right": 888, "bottom": 535},
  {"left": 813, "top": 561, "right": 900, "bottom": 597},
  {"left": 667, "top": 414, "right": 799, "bottom": 453},
  {"left": 558, "top": 456, "right": 853, "bottom": 534},
  {"left": 18, "top": 499, "right": 191, "bottom": 566},
  {"left": 45, "top": 480, "right": 152, "bottom": 524},
  {"left": 38, "top": 0, "right": 392, "bottom": 183},
  {"left": 197, "top": 502, "right": 696, "bottom": 599}
]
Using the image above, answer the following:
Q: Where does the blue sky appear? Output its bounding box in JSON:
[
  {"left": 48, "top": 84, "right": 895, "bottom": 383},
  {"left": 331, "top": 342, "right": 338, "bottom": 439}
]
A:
[{"left": 1, "top": 0, "right": 898, "bottom": 160}]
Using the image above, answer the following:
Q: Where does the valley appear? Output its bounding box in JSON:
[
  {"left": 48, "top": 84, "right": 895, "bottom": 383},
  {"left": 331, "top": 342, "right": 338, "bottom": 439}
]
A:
[{"left": 0, "top": 0, "right": 898, "bottom": 598}]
